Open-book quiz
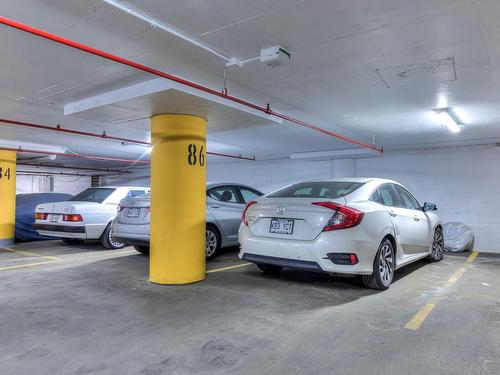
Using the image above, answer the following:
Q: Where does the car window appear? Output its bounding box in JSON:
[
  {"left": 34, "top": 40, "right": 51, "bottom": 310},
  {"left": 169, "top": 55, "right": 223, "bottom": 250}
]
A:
[
  {"left": 376, "top": 184, "right": 400, "bottom": 207},
  {"left": 239, "top": 187, "right": 262, "bottom": 203},
  {"left": 268, "top": 181, "right": 364, "bottom": 198},
  {"left": 207, "top": 186, "right": 239, "bottom": 203},
  {"left": 394, "top": 185, "right": 421, "bottom": 210},
  {"left": 369, "top": 189, "right": 382, "bottom": 204},
  {"left": 128, "top": 190, "right": 148, "bottom": 198},
  {"left": 69, "top": 188, "right": 116, "bottom": 203}
]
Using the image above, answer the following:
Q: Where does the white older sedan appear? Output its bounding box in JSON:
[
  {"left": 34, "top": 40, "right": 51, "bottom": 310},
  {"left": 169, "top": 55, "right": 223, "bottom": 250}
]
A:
[
  {"left": 34, "top": 186, "right": 149, "bottom": 249},
  {"left": 239, "top": 178, "right": 443, "bottom": 290}
]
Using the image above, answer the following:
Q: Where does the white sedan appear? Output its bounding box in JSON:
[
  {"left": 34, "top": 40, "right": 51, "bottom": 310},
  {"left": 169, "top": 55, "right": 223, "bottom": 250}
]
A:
[
  {"left": 34, "top": 186, "right": 149, "bottom": 249},
  {"left": 238, "top": 178, "right": 443, "bottom": 290}
]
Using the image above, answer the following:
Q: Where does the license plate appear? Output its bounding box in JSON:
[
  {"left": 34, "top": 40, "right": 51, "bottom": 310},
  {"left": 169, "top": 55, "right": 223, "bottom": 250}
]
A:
[
  {"left": 48, "top": 214, "right": 61, "bottom": 223},
  {"left": 269, "top": 218, "right": 294, "bottom": 234},
  {"left": 127, "top": 208, "right": 141, "bottom": 218}
]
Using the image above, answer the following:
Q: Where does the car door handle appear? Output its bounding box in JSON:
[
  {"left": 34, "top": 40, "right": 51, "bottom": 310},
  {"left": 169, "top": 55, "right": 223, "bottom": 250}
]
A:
[
  {"left": 389, "top": 211, "right": 397, "bottom": 217},
  {"left": 210, "top": 204, "right": 220, "bottom": 209},
  {"left": 413, "top": 216, "right": 420, "bottom": 221}
]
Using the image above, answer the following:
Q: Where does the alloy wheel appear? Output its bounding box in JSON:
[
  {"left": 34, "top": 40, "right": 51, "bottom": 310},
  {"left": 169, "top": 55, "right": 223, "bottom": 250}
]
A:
[
  {"left": 206, "top": 229, "right": 218, "bottom": 257},
  {"left": 109, "top": 229, "right": 123, "bottom": 248},
  {"left": 379, "top": 243, "right": 394, "bottom": 287},
  {"left": 431, "top": 229, "right": 444, "bottom": 259}
]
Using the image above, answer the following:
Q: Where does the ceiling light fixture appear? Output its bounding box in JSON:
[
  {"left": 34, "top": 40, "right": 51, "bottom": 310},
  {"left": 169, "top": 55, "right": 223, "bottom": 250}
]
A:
[
  {"left": 290, "top": 147, "right": 381, "bottom": 160},
  {"left": 435, "top": 109, "right": 461, "bottom": 133}
]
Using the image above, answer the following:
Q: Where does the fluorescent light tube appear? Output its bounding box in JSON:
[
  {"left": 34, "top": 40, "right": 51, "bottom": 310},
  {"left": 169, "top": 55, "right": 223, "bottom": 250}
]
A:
[
  {"left": 291, "top": 148, "right": 380, "bottom": 160},
  {"left": 437, "top": 110, "right": 460, "bottom": 133}
]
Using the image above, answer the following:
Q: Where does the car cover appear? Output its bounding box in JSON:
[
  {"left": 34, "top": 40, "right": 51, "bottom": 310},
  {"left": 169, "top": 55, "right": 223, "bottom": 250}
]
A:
[
  {"left": 443, "top": 222, "right": 475, "bottom": 253},
  {"left": 15, "top": 193, "right": 73, "bottom": 241}
]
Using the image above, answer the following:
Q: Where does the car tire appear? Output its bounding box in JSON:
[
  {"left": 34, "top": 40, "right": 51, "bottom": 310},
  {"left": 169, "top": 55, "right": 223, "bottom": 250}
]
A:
[
  {"left": 101, "top": 224, "right": 125, "bottom": 250},
  {"left": 428, "top": 227, "right": 444, "bottom": 262},
  {"left": 257, "top": 264, "right": 283, "bottom": 274},
  {"left": 134, "top": 245, "right": 150, "bottom": 255},
  {"left": 362, "top": 239, "right": 395, "bottom": 290},
  {"left": 205, "top": 224, "right": 221, "bottom": 259},
  {"left": 62, "top": 238, "right": 84, "bottom": 245}
]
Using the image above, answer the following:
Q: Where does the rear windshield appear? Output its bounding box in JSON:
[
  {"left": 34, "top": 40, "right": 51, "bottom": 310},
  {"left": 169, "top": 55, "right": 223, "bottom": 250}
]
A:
[
  {"left": 268, "top": 182, "right": 364, "bottom": 199},
  {"left": 69, "top": 188, "right": 115, "bottom": 203}
]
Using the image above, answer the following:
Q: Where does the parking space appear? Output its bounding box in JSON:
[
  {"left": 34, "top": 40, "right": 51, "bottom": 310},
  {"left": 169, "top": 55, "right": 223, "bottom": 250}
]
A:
[
  {"left": 1, "top": 241, "right": 499, "bottom": 374},
  {"left": 3, "top": 2, "right": 500, "bottom": 374}
]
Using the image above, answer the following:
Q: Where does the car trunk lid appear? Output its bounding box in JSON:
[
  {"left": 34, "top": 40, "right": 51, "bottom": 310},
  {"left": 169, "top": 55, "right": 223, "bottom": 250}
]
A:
[
  {"left": 118, "top": 197, "right": 151, "bottom": 224},
  {"left": 246, "top": 198, "right": 344, "bottom": 240}
]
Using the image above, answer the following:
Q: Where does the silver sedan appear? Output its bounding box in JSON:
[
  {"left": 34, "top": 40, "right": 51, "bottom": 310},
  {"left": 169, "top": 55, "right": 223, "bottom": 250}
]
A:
[{"left": 111, "top": 183, "right": 263, "bottom": 258}]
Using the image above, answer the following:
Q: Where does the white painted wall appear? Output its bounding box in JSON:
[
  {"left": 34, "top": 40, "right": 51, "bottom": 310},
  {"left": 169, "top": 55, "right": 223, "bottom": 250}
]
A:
[
  {"left": 208, "top": 145, "right": 500, "bottom": 253},
  {"left": 16, "top": 170, "right": 91, "bottom": 195}
]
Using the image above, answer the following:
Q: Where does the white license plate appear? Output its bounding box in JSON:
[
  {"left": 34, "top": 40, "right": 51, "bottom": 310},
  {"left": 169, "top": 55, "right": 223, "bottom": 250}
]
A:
[
  {"left": 127, "top": 208, "right": 141, "bottom": 218},
  {"left": 269, "top": 218, "right": 294, "bottom": 234},
  {"left": 48, "top": 214, "right": 61, "bottom": 223}
]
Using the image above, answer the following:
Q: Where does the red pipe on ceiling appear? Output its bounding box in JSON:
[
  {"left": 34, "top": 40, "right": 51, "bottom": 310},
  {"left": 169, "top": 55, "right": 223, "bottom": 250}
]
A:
[
  {"left": 0, "top": 118, "right": 256, "bottom": 161},
  {"left": 0, "top": 16, "right": 383, "bottom": 154}
]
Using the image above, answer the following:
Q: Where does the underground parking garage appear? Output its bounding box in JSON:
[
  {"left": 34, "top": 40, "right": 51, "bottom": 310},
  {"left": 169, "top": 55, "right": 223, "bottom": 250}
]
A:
[{"left": 1, "top": 1, "right": 500, "bottom": 374}]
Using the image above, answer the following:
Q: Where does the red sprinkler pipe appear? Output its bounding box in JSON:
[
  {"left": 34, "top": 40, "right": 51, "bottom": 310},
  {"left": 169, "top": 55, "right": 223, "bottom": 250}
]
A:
[
  {"left": 0, "top": 146, "right": 150, "bottom": 165},
  {"left": 0, "top": 16, "right": 383, "bottom": 154},
  {"left": 0, "top": 118, "right": 256, "bottom": 161}
]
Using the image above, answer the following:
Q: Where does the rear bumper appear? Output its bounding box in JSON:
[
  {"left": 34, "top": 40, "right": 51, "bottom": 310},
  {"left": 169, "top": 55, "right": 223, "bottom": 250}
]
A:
[
  {"left": 242, "top": 253, "right": 322, "bottom": 271},
  {"left": 111, "top": 221, "right": 149, "bottom": 246},
  {"left": 33, "top": 223, "right": 85, "bottom": 234},
  {"left": 33, "top": 222, "right": 106, "bottom": 239},
  {"left": 113, "top": 236, "right": 149, "bottom": 247},
  {"left": 238, "top": 224, "right": 377, "bottom": 275}
]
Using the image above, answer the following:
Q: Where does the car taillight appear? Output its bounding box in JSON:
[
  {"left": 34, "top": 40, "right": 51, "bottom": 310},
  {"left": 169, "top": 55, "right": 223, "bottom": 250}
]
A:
[
  {"left": 312, "top": 202, "right": 364, "bottom": 231},
  {"left": 35, "top": 213, "right": 48, "bottom": 220},
  {"left": 63, "top": 214, "right": 83, "bottom": 222},
  {"left": 117, "top": 204, "right": 123, "bottom": 213},
  {"left": 242, "top": 201, "right": 257, "bottom": 226}
]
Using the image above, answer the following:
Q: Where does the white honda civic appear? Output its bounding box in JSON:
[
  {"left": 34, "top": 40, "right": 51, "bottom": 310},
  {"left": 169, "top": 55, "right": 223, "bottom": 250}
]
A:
[{"left": 238, "top": 178, "right": 443, "bottom": 290}]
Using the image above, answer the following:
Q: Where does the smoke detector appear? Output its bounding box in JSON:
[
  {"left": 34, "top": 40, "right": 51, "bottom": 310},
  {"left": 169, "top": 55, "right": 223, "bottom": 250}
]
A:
[{"left": 260, "top": 46, "right": 291, "bottom": 66}]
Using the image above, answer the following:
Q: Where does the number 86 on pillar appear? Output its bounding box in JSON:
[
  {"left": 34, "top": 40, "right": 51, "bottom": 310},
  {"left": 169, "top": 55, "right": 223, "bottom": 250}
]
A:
[{"left": 187, "top": 144, "right": 205, "bottom": 167}]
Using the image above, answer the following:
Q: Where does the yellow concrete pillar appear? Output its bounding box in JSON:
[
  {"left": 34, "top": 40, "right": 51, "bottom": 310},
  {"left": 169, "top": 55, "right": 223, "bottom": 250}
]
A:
[
  {"left": 150, "top": 114, "right": 207, "bottom": 284},
  {"left": 0, "top": 150, "right": 16, "bottom": 248}
]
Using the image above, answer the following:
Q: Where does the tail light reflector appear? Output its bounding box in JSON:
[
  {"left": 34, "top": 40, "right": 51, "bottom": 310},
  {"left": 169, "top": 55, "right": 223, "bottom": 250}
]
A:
[
  {"left": 35, "top": 213, "right": 48, "bottom": 220},
  {"left": 312, "top": 202, "right": 364, "bottom": 231},
  {"left": 242, "top": 201, "right": 257, "bottom": 226},
  {"left": 325, "top": 253, "right": 359, "bottom": 265},
  {"left": 63, "top": 214, "right": 83, "bottom": 222}
]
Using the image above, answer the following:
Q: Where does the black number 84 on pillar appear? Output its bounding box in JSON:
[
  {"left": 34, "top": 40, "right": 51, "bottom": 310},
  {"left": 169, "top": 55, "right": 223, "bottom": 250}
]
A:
[
  {"left": 187, "top": 144, "right": 205, "bottom": 167},
  {"left": 0, "top": 167, "right": 11, "bottom": 180}
]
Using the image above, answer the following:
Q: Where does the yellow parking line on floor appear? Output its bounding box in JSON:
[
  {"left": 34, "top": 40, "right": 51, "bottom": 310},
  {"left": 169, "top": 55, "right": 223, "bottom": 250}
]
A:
[
  {"left": 404, "top": 251, "right": 479, "bottom": 331},
  {"left": 3, "top": 247, "right": 62, "bottom": 261},
  {"left": 0, "top": 260, "right": 60, "bottom": 271},
  {"left": 445, "top": 267, "right": 466, "bottom": 287},
  {"left": 404, "top": 302, "right": 437, "bottom": 330},
  {"left": 466, "top": 251, "right": 479, "bottom": 263},
  {"left": 206, "top": 262, "right": 253, "bottom": 274}
]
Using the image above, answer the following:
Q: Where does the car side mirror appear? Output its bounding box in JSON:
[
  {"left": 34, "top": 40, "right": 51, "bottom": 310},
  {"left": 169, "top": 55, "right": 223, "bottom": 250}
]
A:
[{"left": 423, "top": 202, "right": 437, "bottom": 212}]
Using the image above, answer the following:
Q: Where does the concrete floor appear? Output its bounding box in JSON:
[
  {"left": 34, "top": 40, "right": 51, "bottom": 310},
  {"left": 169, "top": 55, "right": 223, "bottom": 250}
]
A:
[{"left": 0, "top": 241, "right": 499, "bottom": 375}]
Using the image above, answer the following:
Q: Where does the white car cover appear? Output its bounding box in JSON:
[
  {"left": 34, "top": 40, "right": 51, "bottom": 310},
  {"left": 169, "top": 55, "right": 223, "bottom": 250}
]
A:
[{"left": 443, "top": 222, "right": 474, "bottom": 252}]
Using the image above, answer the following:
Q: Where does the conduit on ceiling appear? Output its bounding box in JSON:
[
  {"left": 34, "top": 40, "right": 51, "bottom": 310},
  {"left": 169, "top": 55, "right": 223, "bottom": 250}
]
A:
[
  {"left": 17, "top": 162, "right": 132, "bottom": 174},
  {"left": 0, "top": 146, "right": 150, "bottom": 165},
  {"left": 0, "top": 16, "right": 383, "bottom": 154},
  {"left": 0, "top": 118, "right": 256, "bottom": 161}
]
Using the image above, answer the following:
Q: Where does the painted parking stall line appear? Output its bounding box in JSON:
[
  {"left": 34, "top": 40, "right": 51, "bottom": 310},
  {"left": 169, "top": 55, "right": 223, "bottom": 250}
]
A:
[
  {"left": 206, "top": 263, "right": 253, "bottom": 274},
  {"left": 404, "top": 252, "right": 479, "bottom": 331}
]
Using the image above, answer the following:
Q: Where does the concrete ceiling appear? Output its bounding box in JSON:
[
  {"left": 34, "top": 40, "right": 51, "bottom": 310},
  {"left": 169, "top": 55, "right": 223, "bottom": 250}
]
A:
[{"left": 2, "top": 0, "right": 500, "bottom": 167}]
